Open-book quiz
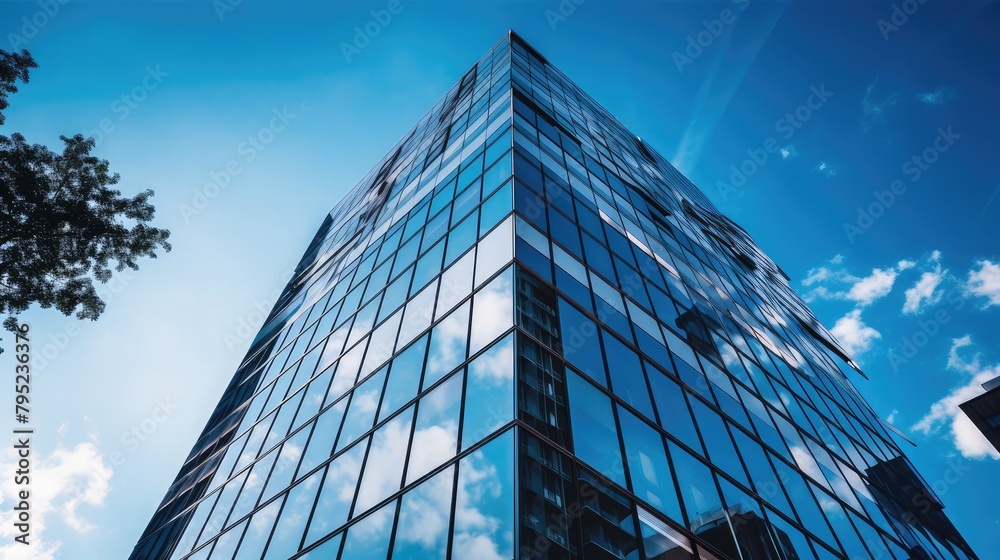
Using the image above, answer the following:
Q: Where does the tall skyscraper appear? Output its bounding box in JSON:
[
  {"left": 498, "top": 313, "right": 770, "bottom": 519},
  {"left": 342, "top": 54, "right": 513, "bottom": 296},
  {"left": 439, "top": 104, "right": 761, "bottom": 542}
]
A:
[{"left": 130, "top": 32, "right": 977, "bottom": 560}]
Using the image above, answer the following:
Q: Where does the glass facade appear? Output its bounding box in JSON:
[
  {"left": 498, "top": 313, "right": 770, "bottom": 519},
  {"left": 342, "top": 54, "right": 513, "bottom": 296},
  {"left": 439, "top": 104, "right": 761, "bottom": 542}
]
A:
[
  {"left": 130, "top": 32, "right": 978, "bottom": 560},
  {"left": 958, "top": 377, "right": 1000, "bottom": 455}
]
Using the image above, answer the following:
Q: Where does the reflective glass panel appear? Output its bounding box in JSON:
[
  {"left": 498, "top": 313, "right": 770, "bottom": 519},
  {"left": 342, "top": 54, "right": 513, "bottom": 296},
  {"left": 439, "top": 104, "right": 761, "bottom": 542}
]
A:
[
  {"left": 469, "top": 266, "right": 514, "bottom": 356},
  {"left": 392, "top": 467, "right": 455, "bottom": 560},
  {"left": 619, "top": 407, "right": 683, "bottom": 522},
  {"left": 452, "top": 430, "right": 515, "bottom": 559},
  {"left": 339, "top": 499, "right": 396, "bottom": 560},
  {"left": 566, "top": 370, "right": 626, "bottom": 487},
  {"left": 354, "top": 407, "right": 414, "bottom": 514},
  {"left": 461, "top": 333, "right": 515, "bottom": 450},
  {"left": 407, "top": 373, "right": 462, "bottom": 483}
]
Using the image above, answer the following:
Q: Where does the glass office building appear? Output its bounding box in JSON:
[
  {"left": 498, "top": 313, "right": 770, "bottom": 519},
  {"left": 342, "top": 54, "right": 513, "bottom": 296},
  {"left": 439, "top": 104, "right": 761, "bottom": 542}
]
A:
[{"left": 130, "top": 32, "right": 977, "bottom": 560}]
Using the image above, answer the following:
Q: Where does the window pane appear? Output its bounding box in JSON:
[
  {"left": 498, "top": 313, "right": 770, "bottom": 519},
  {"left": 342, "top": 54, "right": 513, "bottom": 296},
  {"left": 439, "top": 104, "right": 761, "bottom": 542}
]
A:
[
  {"left": 299, "top": 399, "right": 347, "bottom": 477},
  {"left": 379, "top": 266, "right": 412, "bottom": 323},
  {"left": 557, "top": 298, "right": 607, "bottom": 387},
  {"left": 408, "top": 373, "right": 462, "bottom": 483},
  {"left": 392, "top": 466, "right": 455, "bottom": 560},
  {"left": 208, "top": 519, "right": 247, "bottom": 560},
  {"left": 398, "top": 278, "right": 439, "bottom": 349},
  {"left": 667, "top": 441, "right": 723, "bottom": 526},
  {"left": 637, "top": 507, "right": 695, "bottom": 560},
  {"left": 469, "top": 267, "right": 514, "bottom": 356},
  {"left": 646, "top": 365, "right": 702, "bottom": 455},
  {"left": 413, "top": 239, "right": 446, "bottom": 290},
  {"left": 445, "top": 210, "right": 478, "bottom": 266},
  {"left": 339, "top": 499, "right": 396, "bottom": 560},
  {"left": 474, "top": 215, "right": 513, "bottom": 288},
  {"left": 355, "top": 407, "right": 414, "bottom": 514},
  {"left": 688, "top": 398, "right": 750, "bottom": 488},
  {"left": 772, "top": 457, "right": 837, "bottom": 549},
  {"left": 328, "top": 338, "right": 367, "bottom": 405},
  {"left": 618, "top": 407, "right": 682, "bottom": 523},
  {"left": 732, "top": 429, "right": 795, "bottom": 519},
  {"left": 479, "top": 180, "right": 512, "bottom": 237},
  {"left": 461, "top": 333, "right": 515, "bottom": 450},
  {"left": 233, "top": 499, "right": 281, "bottom": 560},
  {"left": 421, "top": 300, "right": 469, "bottom": 388},
  {"left": 379, "top": 340, "right": 425, "bottom": 422},
  {"left": 604, "top": 330, "right": 655, "bottom": 418},
  {"left": 337, "top": 367, "right": 388, "bottom": 453},
  {"left": 363, "top": 310, "right": 402, "bottom": 377},
  {"left": 305, "top": 439, "right": 367, "bottom": 546},
  {"left": 436, "top": 249, "right": 475, "bottom": 319},
  {"left": 452, "top": 430, "right": 515, "bottom": 559},
  {"left": 261, "top": 427, "right": 310, "bottom": 504},
  {"left": 483, "top": 152, "right": 512, "bottom": 196},
  {"left": 566, "top": 370, "right": 626, "bottom": 487},
  {"left": 263, "top": 469, "right": 321, "bottom": 559}
]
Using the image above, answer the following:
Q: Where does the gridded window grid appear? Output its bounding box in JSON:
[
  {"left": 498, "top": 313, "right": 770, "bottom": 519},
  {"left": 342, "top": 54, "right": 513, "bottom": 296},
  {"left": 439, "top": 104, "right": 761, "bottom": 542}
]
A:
[{"left": 131, "top": 32, "right": 976, "bottom": 560}]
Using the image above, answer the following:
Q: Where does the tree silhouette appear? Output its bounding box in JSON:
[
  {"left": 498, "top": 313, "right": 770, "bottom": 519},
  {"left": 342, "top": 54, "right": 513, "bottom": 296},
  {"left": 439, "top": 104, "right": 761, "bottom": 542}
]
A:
[{"left": 0, "top": 48, "right": 171, "bottom": 339}]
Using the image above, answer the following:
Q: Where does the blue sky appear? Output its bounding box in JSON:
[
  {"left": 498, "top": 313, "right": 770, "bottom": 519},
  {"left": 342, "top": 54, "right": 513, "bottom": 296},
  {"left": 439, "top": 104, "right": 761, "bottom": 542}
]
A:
[{"left": 0, "top": 0, "right": 997, "bottom": 558}]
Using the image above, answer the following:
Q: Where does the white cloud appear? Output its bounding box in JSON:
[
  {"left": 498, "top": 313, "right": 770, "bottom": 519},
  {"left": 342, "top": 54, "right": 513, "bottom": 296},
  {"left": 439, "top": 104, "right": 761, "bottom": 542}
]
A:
[
  {"left": 846, "top": 268, "right": 898, "bottom": 306},
  {"left": 911, "top": 336, "right": 1000, "bottom": 460},
  {"left": 452, "top": 448, "right": 509, "bottom": 560},
  {"left": 395, "top": 468, "right": 454, "bottom": 553},
  {"left": 916, "top": 87, "right": 955, "bottom": 106},
  {"left": 427, "top": 302, "right": 471, "bottom": 380},
  {"left": 801, "top": 257, "right": 910, "bottom": 307},
  {"left": 470, "top": 337, "right": 514, "bottom": 386},
  {"left": 803, "top": 267, "right": 833, "bottom": 287},
  {"left": 830, "top": 309, "right": 881, "bottom": 358},
  {"left": 812, "top": 161, "right": 838, "bottom": 178},
  {"left": 802, "top": 286, "right": 835, "bottom": 303},
  {"left": 966, "top": 259, "right": 1000, "bottom": 307},
  {"left": 886, "top": 410, "right": 899, "bottom": 425},
  {"left": 355, "top": 414, "right": 412, "bottom": 513},
  {"left": 0, "top": 442, "right": 114, "bottom": 560},
  {"left": 897, "top": 259, "right": 917, "bottom": 271},
  {"left": 407, "top": 423, "right": 458, "bottom": 484},
  {"left": 903, "top": 268, "right": 945, "bottom": 314},
  {"left": 802, "top": 255, "right": 848, "bottom": 288}
]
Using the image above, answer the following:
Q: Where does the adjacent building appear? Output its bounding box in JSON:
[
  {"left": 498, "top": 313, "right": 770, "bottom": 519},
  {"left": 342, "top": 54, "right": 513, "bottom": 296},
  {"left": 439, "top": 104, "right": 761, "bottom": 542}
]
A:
[
  {"left": 959, "top": 376, "right": 1000, "bottom": 454},
  {"left": 129, "top": 32, "right": 977, "bottom": 560}
]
